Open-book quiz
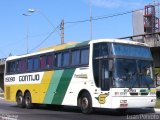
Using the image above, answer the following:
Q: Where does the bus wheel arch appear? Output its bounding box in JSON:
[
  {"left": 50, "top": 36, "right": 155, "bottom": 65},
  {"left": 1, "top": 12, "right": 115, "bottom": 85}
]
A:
[
  {"left": 16, "top": 90, "right": 25, "bottom": 108},
  {"left": 24, "top": 90, "right": 33, "bottom": 109},
  {"left": 77, "top": 89, "right": 93, "bottom": 114}
]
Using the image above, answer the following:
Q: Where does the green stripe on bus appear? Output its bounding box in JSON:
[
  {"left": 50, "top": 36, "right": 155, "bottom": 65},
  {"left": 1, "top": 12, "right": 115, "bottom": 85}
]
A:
[
  {"left": 51, "top": 69, "right": 75, "bottom": 105},
  {"left": 75, "top": 41, "right": 89, "bottom": 47},
  {"left": 65, "top": 44, "right": 77, "bottom": 49},
  {"left": 44, "top": 70, "right": 64, "bottom": 104}
]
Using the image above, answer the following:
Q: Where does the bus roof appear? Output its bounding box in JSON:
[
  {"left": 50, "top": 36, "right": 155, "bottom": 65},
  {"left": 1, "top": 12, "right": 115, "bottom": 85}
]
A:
[
  {"left": 90, "top": 39, "right": 148, "bottom": 46},
  {"left": 6, "top": 39, "right": 148, "bottom": 61}
]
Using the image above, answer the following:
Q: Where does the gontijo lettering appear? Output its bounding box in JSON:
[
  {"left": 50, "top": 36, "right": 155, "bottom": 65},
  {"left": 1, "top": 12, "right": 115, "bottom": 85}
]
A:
[{"left": 19, "top": 74, "right": 40, "bottom": 82}]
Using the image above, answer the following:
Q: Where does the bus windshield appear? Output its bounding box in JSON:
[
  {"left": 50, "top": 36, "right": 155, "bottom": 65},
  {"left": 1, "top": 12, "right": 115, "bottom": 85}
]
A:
[
  {"left": 114, "top": 59, "right": 155, "bottom": 88},
  {"left": 112, "top": 43, "right": 152, "bottom": 58}
]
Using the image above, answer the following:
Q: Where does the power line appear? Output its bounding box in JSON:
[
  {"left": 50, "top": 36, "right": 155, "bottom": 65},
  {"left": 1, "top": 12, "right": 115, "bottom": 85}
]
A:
[
  {"left": 29, "top": 25, "right": 60, "bottom": 52},
  {"left": 9, "top": 3, "right": 160, "bottom": 54},
  {"left": 24, "top": 32, "right": 52, "bottom": 39},
  {"left": 65, "top": 8, "right": 144, "bottom": 25},
  {"left": 28, "top": 7, "right": 147, "bottom": 52},
  {"left": 64, "top": 3, "right": 160, "bottom": 26}
]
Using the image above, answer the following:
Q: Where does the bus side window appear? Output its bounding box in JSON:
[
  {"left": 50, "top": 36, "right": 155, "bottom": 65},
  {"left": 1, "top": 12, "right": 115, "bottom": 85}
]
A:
[
  {"left": 62, "top": 51, "right": 70, "bottom": 67},
  {"left": 11, "top": 61, "right": 16, "bottom": 73},
  {"left": 28, "top": 58, "right": 33, "bottom": 72},
  {"left": 71, "top": 50, "right": 80, "bottom": 66},
  {"left": 18, "top": 59, "right": 27, "bottom": 73},
  {"left": 6, "top": 62, "right": 9, "bottom": 73},
  {"left": 40, "top": 55, "right": 47, "bottom": 69},
  {"left": 16, "top": 60, "right": 20, "bottom": 73},
  {"left": 33, "top": 57, "right": 39, "bottom": 71},
  {"left": 46, "top": 55, "right": 53, "bottom": 69},
  {"left": 93, "top": 43, "right": 108, "bottom": 58},
  {"left": 93, "top": 60, "right": 100, "bottom": 87},
  {"left": 81, "top": 47, "right": 89, "bottom": 65},
  {"left": 55, "top": 53, "right": 62, "bottom": 67},
  {"left": 6, "top": 62, "right": 11, "bottom": 74}
]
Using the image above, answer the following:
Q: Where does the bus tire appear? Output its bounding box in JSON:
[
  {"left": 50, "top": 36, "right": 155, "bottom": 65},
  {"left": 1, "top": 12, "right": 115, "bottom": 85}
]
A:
[
  {"left": 16, "top": 92, "right": 25, "bottom": 108},
  {"left": 80, "top": 92, "right": 93, "bottom": 114},
  {"left": 24, "top": 92, "right": 33, "bottom": 109}
]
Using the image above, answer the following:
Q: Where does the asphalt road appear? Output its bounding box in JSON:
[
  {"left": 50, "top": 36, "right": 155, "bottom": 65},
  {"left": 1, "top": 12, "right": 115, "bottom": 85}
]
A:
[{"left": 0, "top": 99, "right": 160, "bottom": 120}]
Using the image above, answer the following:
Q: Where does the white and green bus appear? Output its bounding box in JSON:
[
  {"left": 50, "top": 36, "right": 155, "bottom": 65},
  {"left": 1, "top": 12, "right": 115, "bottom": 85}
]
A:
[{"left": 4, "top": 39, "right": 156, "bottom": 114}]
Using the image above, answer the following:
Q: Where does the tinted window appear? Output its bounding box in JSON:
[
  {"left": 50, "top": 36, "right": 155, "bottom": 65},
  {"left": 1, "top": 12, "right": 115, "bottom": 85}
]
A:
[
  {"left": 28, "top": 58, "right": 33, "bottom": 71},
  {"left": 55, "top": 53, "right": 62, "bottom": 67},
  {"left": 81, "top": 48, "right": 89, "bottom": 64},
  {"left": 71, "top": 50, "right": 80, "bottom": 65},
  {"left": 46, "top": 55, "right": 53, "bottom": 69},
  {"left": 20, "top": 59, "right": 27, "bottom": 72},
  {"left": 93, "top": 43, "right": 108, "bottom": 59},
  {"left": 93, "top": 60, "right": 100, "bottom": 87},
  {"left": 33, "top": 57, "right": 39, "bottom": 71},
  {"left": 7, "top": 62, "right": 11, "bottom": 73},
  {"left": 40, "top": 56, "right": 47, "bottom": 69},
  {"left": 62, "top": 51, "right": 70, "bottom": 66},
  {"left": 112, "top": 43, "right": 152, "bottom": 58},
  {"left": 16, "top": 60, "right": 20, "bottom": 72},
  {"left": 7, "top": 62, "right": 16, "bottom": 73},
  {"left": 10, "top": 61, "right": 16, "bottom": 73}
]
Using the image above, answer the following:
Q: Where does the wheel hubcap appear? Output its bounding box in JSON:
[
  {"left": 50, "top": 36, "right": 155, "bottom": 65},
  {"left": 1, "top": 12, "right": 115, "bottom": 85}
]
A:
[
  {"left": 17, "top": 96, "right": 22, "bottom": 104},
  {"left": 81, "top": 97, "right": 88, "bottom": 109},
  {"left": 26, "top": 96, "right": 30, "bottom": 106}
]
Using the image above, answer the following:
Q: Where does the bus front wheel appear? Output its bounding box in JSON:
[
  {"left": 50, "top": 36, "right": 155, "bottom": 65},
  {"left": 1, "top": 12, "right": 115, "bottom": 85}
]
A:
[
  {"left": 25, "top": 92, "right": 33, "bottom": 109},
  {"left": 80, "top": 92, "right": 93, "bottom": 114},
  {"left": 16, "top": 92, "right": 25, "bottom": 108}
]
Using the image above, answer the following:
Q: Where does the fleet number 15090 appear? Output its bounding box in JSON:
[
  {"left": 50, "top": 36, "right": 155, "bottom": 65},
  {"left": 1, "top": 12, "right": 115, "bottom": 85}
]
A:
[{"left": 5, "top": 77, "right": 15, "bottom": 82}]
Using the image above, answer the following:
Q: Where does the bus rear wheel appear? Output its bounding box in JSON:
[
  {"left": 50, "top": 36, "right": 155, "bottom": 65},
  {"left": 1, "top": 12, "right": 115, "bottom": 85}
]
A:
[
  {"left": 25, "top": 92, "right": 33, "bottom": 109},
  {"left": 80, "top": 92, "right": 93, "bottom": 114},
  {"left": 16, "top": 92, "right": 25, "bottom": 108}
]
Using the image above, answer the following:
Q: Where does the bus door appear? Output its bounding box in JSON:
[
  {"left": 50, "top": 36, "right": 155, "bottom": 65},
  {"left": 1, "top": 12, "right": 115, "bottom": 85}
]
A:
[{"left": 100, "top": 60, "right": 110, "bottom": 91}]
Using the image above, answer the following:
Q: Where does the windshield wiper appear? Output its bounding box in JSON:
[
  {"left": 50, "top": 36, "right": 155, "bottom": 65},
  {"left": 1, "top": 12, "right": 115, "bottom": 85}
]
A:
[
  {"left": 129, "top": 72, "right": 140, "bottom": 89},
  {"left": 130, "top": 73, "right": 150, "bottom": 89}
]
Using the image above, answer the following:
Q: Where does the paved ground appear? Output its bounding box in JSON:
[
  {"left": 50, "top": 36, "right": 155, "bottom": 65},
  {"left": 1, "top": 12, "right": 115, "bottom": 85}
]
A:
[{"left": 0, "top": 99, "right": 160, "bottom": 120}]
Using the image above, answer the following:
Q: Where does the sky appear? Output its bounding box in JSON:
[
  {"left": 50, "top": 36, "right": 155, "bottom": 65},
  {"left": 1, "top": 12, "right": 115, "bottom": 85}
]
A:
[{"left": 0, "top": 0, "right": 154, "bottom": 58}]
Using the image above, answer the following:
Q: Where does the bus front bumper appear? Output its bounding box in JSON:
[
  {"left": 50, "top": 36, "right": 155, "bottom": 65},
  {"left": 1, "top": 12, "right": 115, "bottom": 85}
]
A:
[{"left": 111, "top": 96, "right": 156, "bottom": 109}]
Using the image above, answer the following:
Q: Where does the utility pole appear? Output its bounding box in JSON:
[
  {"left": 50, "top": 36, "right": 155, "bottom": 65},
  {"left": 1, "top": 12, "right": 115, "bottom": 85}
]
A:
[
  {"left": 22, "top": 13, "right": 30, "bottom": 54},
  {"left": 60, "top": 19, "right": 64, "bottom": 44},
  {"left": 90, "top": 0, "right": 92, "bottom": 40}
]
